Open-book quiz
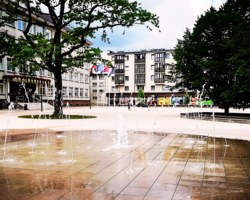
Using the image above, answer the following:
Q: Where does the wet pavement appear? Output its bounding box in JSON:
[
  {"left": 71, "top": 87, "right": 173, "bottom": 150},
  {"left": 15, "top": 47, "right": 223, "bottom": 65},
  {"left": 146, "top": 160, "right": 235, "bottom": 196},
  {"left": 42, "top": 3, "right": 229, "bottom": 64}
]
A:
[{"left": 0, "top": 130, "right": 250, "bottom": 199}]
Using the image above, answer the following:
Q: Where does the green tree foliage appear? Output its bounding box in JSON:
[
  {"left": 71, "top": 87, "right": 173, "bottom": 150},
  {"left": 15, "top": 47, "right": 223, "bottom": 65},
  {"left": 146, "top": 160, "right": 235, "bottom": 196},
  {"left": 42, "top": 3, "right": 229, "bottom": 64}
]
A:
[
  {"left": 184, "top": 93, "right": 190, "bottom": 105},
  {"left": 138, "top": 88, "right": 144, "bottom": 100},
  {"left": 165, "top": 0, "right": 250, "bottom": 114},
  {"left": 0, "top": 0, "right": 159, "bottom": 115}
]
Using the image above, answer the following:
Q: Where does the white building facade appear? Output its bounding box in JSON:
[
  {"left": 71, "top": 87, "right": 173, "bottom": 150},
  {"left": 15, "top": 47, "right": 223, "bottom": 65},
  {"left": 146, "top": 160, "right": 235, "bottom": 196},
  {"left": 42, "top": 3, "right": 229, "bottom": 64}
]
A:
[
  {"left": 90, "top": 49, "right": 185, "bottom": 106},
  {"left": 0, "top": 6, "right": 91, "bottom": 109}
]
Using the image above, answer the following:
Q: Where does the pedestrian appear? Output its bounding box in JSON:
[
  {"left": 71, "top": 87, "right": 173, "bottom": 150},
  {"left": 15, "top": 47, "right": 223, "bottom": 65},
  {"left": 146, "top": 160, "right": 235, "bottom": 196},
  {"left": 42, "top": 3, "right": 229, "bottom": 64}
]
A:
[{"left": 128, "top": 100, "right": 131, "bottom": 111}]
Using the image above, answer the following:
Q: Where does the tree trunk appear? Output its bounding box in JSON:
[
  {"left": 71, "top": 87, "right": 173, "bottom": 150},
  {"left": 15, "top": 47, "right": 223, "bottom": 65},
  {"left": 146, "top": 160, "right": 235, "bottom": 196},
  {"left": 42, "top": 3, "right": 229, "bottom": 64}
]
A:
[
  {"left": 224, "top": 105, "right": 229, "bottom": 114},
  {"left": 53, "top": 71, "right": 63, "bottom": 116}
]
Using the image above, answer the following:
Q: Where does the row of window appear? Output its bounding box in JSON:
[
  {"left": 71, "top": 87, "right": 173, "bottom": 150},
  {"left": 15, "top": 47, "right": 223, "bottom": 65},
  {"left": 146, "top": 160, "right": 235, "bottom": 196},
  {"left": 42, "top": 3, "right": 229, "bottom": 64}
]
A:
[
  {"left": 5, "top": 15, "right": 53, "bottom": 39},
  {"left": 62, "top": 87, "right": 88, "bottom": 97},
  {"left": 110, "top": 75, "right": 163, "bottom": 81},
  {"left": 92, "top": 82, "right": 104, "bottom": 87},
  {"left": 110, "top": 85, "right": 170, "bottom": 92},
  {"left": 92, "top": 89, "right": 104, "bottom": 93},
  {"left": 62, "top": 72, "right": 89, "bottom": 83},
  {"left": 111, "top": 53, "right": 170, "bottom": 61},
  {"left": 112, "top": 64, "right": 170, "bottom": 71}
]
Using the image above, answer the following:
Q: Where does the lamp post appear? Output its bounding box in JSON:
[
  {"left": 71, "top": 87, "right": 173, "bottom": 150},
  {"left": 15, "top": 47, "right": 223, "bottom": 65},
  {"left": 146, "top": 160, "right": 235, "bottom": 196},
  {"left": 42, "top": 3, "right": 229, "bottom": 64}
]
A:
[
  {"left": 40, "top": 80, "right": 43, "bottom": 112},
  {"left": 89, "top": 74, "right": 91, "bottom": 109}
]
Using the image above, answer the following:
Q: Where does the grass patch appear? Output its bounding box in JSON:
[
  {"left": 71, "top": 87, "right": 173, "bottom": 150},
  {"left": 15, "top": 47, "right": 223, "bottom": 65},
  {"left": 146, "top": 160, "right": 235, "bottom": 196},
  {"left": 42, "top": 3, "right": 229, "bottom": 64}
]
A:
[{"left": 18, "top": 115, "right": 97, "bottom": 119}]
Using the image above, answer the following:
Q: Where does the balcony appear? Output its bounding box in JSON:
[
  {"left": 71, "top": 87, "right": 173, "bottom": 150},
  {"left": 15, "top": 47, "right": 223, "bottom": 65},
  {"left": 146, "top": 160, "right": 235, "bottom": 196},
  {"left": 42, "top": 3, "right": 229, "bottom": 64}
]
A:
[
  {"left": 115, "top": 59, "right": 124, "bottom": 64},
  {"left": 135, "top": 79, "right": 145, "bottom": 84},
  {"left": 154, "top": 78, "right": 165, "bottom": 84},
  {"left": 155, "top": 57, "right": 165, "bottom": 62},
  {"left": 135, "top": 68, "right": 145, "bottom": 73},
  {"left": 115, "top": 69, "right": 124, "bottom": 73},
  {"left": 135, "top": 59, "right": 145, "bottom": 63},
  {"left": 155, "top": 67, "right": 165, "bottom": 72},
  {"left": 115, "top": 80, "right": 124, "bottom": 84}
]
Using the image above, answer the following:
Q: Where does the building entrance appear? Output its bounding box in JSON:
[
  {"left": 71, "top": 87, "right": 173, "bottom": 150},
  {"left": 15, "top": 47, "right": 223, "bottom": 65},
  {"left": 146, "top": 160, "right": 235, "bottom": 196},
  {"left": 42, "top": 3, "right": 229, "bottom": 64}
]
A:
[{"left": 9, "top": 82, "right": 36, "bottom": 102}]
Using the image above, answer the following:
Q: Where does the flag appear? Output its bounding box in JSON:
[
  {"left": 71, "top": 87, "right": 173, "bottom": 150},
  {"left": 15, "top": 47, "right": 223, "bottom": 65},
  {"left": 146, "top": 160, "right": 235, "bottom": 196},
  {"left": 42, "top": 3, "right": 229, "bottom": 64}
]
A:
[
  {"left": 90, "top": 65, "right": 97, "bottom": 76},
  {"left": 97, "top": 64, "right": 103, "bottom": 74},
  {"left": 108, "top": 68, "right": 114, "bottom": 77},
  {"left": 102, "top": 66, "right": 109, "bottom": 74}
]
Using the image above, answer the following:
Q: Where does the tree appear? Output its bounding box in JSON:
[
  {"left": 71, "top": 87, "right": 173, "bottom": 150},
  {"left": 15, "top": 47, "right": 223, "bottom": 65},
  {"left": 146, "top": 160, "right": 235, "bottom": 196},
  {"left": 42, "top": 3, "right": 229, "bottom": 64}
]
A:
[
  {"left": 0, "top": 0, "right": 159, "bottom": 115},
  {"left": 183, "top": 93, "right": 190, "bottom": 105},
  {"left": 138, "top": 88, "right": 144, "bottom": 101},
  {"left": 165, "top": 0, "right": 250, "bottom": 114}
]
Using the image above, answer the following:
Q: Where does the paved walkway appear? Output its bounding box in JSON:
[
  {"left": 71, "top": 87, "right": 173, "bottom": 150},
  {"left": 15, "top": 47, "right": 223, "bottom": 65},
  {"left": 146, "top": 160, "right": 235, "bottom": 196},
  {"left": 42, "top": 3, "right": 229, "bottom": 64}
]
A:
[{"left": 0, "top": 106, "right": 250, "bottom": 141}]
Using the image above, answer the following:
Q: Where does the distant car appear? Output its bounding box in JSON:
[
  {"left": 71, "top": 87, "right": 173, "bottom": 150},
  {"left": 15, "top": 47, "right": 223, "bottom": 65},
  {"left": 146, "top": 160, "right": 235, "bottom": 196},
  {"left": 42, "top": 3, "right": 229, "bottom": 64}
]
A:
[{"left": 136, "top": 102, "right": 148, "bottom": 107}]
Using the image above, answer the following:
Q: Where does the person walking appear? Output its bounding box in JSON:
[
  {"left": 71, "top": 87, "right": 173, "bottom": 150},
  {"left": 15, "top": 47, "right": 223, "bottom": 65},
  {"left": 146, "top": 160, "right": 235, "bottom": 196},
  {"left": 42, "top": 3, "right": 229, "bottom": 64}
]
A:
[{"left": 128, "top": 100, "right": 131, "bottom": 111}]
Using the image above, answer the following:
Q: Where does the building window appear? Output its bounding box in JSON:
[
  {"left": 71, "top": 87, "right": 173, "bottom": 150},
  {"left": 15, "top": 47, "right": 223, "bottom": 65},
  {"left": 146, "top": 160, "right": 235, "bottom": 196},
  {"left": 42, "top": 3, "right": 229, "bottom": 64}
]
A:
[
  {"left": 69, "top": 72, "right": 73, "bottom": 81},
  {"left": 99, "top": 74, "right": 104, "bottom": 80},
  {"left": 93, "top": 97, "right": 97, "bottom": 100},
  {"left": 92, "top": 82, "right": 97, "bottom": 87},
  {"left": 46, "top": 29, "right": 52, "bottom": 39},
  {"left": 69, "top": 87, "right": 73, "bottom": 96},
  {"left": 125, "top": 76, "right": 129, "bottom": 81},
  {"left": 99, "top": 82, "right": 104, "bottom": 87},
  {"left": 37, "top": 26, "right": 43, "bottom": 35},
  {"left": 85, "top": 75, "right": 89, "bottom": 83},
  {"left": 125, "top": 86, "right": 129, "bottom": 91},
  {"left": 48, "top": 85, "right": 53, "bottom": 96},
  {"left": 165, "top": 65, "right": 171, "bottom": 70},
  {"left": 111, "top": 86, "right": 118, "bottom": 92},
  {"left": 151, "top": 75, "right": 155, "bottom": 81},
  {"left": 85, "top": 89, "right": 89, "bottom": 97},
  {"left": 74, "top": 73, "right": 78, "bottom": 81},
  {"left": 111, "top": 76, "right": 114, "bottom": 81},
  {"left": 80, "top": 73, "right": 83, "bottom": 82},
  {"left": 137, "top": 86, "right": 144, "bottom": 91},
  {"left": 0, "top": 84, "right": 3, "bottom": 93},
  {"left": 62, "top": 73, "right": 67, "bottom": 80},
  {"left": 62, "top": 86, "right": 67, "bottom": 96},
  {"left": 99, "top": 89, "right": 104, "bottom": 93},
  {"left": 93, "top": 89, "right": 97, "bottom": 93},
  {"left": 151, "top": 54, "right": 155, "bottom": 60},
  {"left": 151, "top": 86, "right": 155, "bottom": 91},
  {"left": 39, "top": 69, "right": 45, "bottom": 76},
  {"left": 17, "top": 17, "right": 25, "bottom": 30},
  {"left": 7, "top": 58, "right": 12, "bottom": 71},
  {"left": 92, "top": 76, "right": 97, "bottom": 80},
  {"left": 125, "top": 66, "right": 129, "bottom": 71},
  {"left": 75, "top": 88, "right": 79, "bottom": 96},
  {"left": 162, "top": 85, "right": 170, "bottom": 91},
  {"left": 166, "top": 53, "right": 170, "bottom": 59},
  {"left": 5, "top": 14, "right": 15, "bottom": 27},
  {"left": 0, "top": 59, "right": 3, "bottom": 70},
  {"left": 151, "top": 65, "right": 155, "bottom": 70},
  {"left": 39, "top": 83, "right": 46, "bottom": 95},
  {"left": 29, "top": 25, "right": 35, "bottom": 34},
  {"left": 125, "top": 56, "right": 129, "bottom": 61},
  {"left": 80, "top": 88, "right": 83, "bottom": 97}
]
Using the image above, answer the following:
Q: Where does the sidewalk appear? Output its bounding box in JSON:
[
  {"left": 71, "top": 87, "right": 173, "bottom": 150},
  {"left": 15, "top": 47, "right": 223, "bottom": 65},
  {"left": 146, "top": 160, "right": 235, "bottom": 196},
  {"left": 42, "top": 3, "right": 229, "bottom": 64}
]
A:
[{"left": 0, "top": 106, "right": 249, "bottom": 140}]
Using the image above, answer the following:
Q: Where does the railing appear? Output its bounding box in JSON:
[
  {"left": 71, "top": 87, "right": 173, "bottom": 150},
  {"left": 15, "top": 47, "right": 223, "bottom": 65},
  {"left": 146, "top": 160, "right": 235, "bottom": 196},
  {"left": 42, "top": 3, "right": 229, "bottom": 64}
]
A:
[
  {"left": 135, "top": 59, "right": 145, "bottom": 63},
  {"left": 135, "top": 79, "right": 145, "bottom": 84},
  {"left": 155, "top": 57, "right": 165, "bottom": 62},
  {"left": 115, "top": 69, "right": 124, "bottom": 73},
  {"left": 135, "top": 68, "right": 145, "bottom": 73},
  {"left": 115, "top": 59, "right": 124, "bottom": 63},
  {"left": 154, "top": 78, "right": 165, "bottom": 83},
  {"left": 155, "top": 67, "right": 165, "bottom": 72},
  {"left": 115, "top": 80, "right": 124, "bottom": 84}
]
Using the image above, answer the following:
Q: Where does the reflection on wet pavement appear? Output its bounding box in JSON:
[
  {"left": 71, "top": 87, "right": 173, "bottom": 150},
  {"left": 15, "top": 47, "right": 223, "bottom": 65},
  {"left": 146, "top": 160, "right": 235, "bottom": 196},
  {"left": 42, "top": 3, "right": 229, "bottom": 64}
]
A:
[{"left": 0, "top": 130, "right": 250, "bottom": 199}]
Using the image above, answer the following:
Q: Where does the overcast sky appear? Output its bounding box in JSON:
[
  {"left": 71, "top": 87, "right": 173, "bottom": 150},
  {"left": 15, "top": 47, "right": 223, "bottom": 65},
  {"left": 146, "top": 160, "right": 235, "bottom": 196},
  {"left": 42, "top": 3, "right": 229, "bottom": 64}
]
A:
[{"left": 88, "top": 0, "right": 226, "bottom": 58}]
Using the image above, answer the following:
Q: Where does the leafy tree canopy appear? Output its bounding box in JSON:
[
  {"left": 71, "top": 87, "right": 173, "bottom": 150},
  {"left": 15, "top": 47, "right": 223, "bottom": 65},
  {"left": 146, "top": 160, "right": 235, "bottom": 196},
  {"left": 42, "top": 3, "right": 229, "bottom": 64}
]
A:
[
  {"left": 138, "top": 88, "right": 144, "bottom": 99},
  {"left": 165, "top": 0, "right": 250, "bottom": 114},
  {"left": 0, "top": 0, "right": 160, "bottom": 115}
]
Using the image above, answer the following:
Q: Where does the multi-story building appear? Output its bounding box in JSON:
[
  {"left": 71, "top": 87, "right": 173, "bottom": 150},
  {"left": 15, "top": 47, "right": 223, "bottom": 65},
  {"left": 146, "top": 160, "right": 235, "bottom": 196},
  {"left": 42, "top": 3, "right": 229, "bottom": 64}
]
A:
[
  {"left": 0, "top": 7, "right": 91, "bottom": 109},
  {"left": 90, "top": 49, "right": 185, "bottom": 106}
]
